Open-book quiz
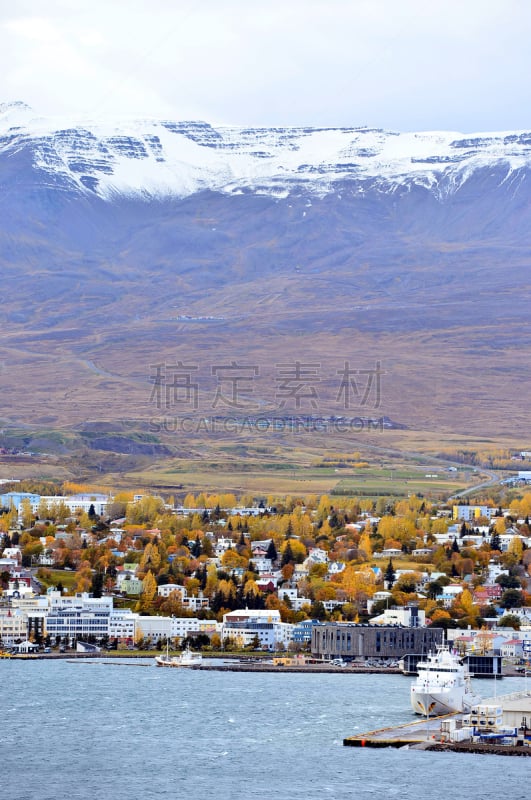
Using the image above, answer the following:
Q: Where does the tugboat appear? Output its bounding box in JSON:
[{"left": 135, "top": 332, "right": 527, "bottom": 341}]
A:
[{"left": 410, "top": 645, "right": 480, "bottom": 715}]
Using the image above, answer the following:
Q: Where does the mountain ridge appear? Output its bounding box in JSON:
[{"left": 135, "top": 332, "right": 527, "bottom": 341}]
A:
[
  {"left": 1, "top": 102, "right": 530, "bottom": 443},
  {"left": 3, "top": 101, "right": 531, "bottom": 202}
]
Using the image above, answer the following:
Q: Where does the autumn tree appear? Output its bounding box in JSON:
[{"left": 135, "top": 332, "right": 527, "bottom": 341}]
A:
[
  {"left": 204, "top": 563, "right": 219, "bottom": 598},
  {"left": 221, "top": 548, "right": 247, "bottom": 571},
  {"left": 358, "top": 532, "right": 372, "bottom": 559},
  {"left": 280, "top": 539, "right": 306, "bottom": 564},
  {"left": 506, "top": 537, "right": 524, "bottom": 563},
  {"left": 341, "top": 565, "right": 376, "bottom": 608},
  {"left": 19, "top": 498, "right": 34, "bottom": 530},
  {"left": 452, "top": 588, "right": 480, "bottom": 628},
  {"left": 139, "top": 570, "right": 158, "bottom": 612},
  {"left": 74, "top": 560, "right": 93, "bottom": 594},
  {"left": 160, "top": 590, "right": 185, "bottom": 616},
  {"left": 139, "top": 542, "right": 161, "bottom": 576}
]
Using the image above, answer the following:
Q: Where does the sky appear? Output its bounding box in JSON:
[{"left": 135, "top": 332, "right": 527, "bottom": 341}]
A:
[{"left": 2, "top": 0, "right": 531, "bottom": 132}]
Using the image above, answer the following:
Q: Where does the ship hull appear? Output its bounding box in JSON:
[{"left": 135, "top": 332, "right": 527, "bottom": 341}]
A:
[{"left": 411, "top": 686, "right": 479, "bottom": 716}]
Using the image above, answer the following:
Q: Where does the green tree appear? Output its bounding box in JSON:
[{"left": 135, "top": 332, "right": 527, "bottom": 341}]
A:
[
  {"left": 495, "top": 573, "right": 521, "bottom": 589},
  {"left": 91, "top": 570, "right": 104, "bottom": 598},
  {"left": 266, "top": 539, "right": 278, "bottom": 562},
  {"left": 500, "top": 588, "right": 523, "bottom": 609},
  {"left": 384, "top": 558, "right": 396, "bottom": 587},
  {"left": 281, "top": 542, "right": 294, "bottom": 567},
  {"left": 498, "top": 613, "right": 521, "bottom": 630}
]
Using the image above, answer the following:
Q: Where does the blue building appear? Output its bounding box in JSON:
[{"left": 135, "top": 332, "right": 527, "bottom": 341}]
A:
[
  {"left": 292, "top": 619, "right": 319, "bottom": 645},
  {"left": 0, "top": 491, "right": 40, "bottom": 511}
]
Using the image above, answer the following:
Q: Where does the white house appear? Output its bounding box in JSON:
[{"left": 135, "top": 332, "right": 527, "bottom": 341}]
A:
[
  {"left": 5, "top": 579, "right": 34, "bottom": 599},
  {"left": 500, "top": 639, "right": 524, "bottom": 659},
  {"left": 327, "top": 561, "right": 345, "bottom": 577},
  {"left": 250, "top": 557, "right": 273, "bottom": 574},
  {"left": 369, "top": 606, "right": 426, "bottom": 627},
  {"left": 306, "top": 547, "right": 329, "bottom": 564},
  {"left": 222, "top": 609, "right": 293, "bottom": 650},
  {"left": 2, "top": 547, "right": 21, "bottom": 562},
  {"left": 436, "top": 584, "right": 465, "bottom": 608},
  {"left": 157, "top": 585, "right": 210, "bottom": 611},
  {"left": 374, "top": 548, "right": 402, "bottom": 559},
  {"left": 0, "top": 607, "right": 28, "bottom": 645},
  {"left": 214, "top": 537, "right": 236, "bottom": 556},
  {"left": 108, "top": 609, "right": 136, "bottom": 643},
  {"left": 135, "top": 616, "right": 220, "bottom": 642},
  {"left": 278, "top": 587, "right": 312, "bottom": 611},
  {"left": 11, "top": 639, "right": 39, "bottom": 654}
]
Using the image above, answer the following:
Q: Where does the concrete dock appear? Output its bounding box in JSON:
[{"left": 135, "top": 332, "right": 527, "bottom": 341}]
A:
[
  {"left": 344, "top": 715, "right": 531, "bottom": 754},
  {"left": 344, "top": 711, "right": 460, "bottom": 748}
]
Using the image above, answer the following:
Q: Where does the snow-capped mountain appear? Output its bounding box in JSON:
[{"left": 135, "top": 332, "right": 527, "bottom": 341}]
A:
[
  {"left": 1, "top": 102, "right": 530, "bottom": 439},
  {"left": 2, "top": 100, "right": 531, "bottom": 200}
]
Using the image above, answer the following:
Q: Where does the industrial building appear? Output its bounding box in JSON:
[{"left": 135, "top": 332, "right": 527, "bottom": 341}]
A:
[{"left": 311, "top": 623, "right": 444, "bottom": 661}]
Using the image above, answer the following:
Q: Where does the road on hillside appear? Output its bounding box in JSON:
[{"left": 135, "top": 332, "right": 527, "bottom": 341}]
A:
[{"left": 447, "top": 469, "right": 503, "bottom": 500}]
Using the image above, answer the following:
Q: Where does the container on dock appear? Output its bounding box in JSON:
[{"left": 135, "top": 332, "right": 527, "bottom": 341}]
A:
[
  {"left": 449, "top": 727, "right": 473, "bottom": 743},
  {"left": 468, "top": 703, "right": 503, "bottom": 730},
  {"left": 440, "top": 719, "right": 456, "bottom": 733}
]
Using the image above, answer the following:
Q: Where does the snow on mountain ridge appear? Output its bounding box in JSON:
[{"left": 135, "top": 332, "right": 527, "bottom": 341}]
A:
[{"left": 2, "top": 103, "right": 531, "bottom": 200}]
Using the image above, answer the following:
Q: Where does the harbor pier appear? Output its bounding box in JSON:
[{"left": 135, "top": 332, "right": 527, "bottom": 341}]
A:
[{"left": 344, "top": 712, "right": 460, "bottom": 748}]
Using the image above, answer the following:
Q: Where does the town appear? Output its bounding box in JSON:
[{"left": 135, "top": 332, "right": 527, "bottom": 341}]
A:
[{"left": 1, "top": 479, "right": 530, "bottom": 670}]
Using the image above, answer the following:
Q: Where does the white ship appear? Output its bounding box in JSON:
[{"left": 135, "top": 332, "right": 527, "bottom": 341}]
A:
[
  {"left": 154, "top": 644, "right": 203, "bottom": 668},
  {"left": 410, "top": 645, "right": 481, "bottom": 716}
]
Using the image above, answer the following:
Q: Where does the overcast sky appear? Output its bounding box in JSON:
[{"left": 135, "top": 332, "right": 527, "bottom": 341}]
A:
[{"left": 2, "top": 0, "right": 531, "bottom": 132}]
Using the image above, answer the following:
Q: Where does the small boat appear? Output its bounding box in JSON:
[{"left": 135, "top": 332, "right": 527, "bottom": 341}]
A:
[
  {"left": 154, "top": 643, "right": 202, "bottom": 668},
  {"left": 410, "top": 644, "right": 480, "bottom": 716}
]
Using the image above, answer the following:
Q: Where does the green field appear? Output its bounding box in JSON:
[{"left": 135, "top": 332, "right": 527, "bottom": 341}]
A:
[
  {"left": 106, "top": 436, "right": 477, "bottom": 499},
  {"left": 36, "top": 568, "right": 78, "bottom": 591}
]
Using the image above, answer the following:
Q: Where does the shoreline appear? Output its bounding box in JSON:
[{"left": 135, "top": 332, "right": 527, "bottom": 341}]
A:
[{"left": 3, "top": 652, "right": 526, "bottom": 677}]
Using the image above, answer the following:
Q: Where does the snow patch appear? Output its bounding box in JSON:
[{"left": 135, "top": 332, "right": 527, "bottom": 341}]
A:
[{"left": 2, "top": 105, "right": 531, "bottom": 201}]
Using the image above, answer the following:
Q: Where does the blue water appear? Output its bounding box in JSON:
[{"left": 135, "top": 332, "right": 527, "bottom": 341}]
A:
[{"left": 1, "top": 660, "right": 528, "bottom": 800}]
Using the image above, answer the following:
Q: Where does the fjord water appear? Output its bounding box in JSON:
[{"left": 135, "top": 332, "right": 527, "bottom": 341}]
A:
[{"left": 2, "top": 660, "right": 527, "bottom": 800}]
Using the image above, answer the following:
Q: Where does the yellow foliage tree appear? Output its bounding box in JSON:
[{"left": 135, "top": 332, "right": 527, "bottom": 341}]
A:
[
  {"left": 243, "top": 579, "right": 260, "bottom": 598},
  {"left": 204, "top": 563, "right": 219, "bottom": 598},
  {"left": 280, "top": 539, "right": 307, "bottom": 562},
  {"left": 430, "top": 608, "right": 451, "bottom": 624},
  {"left": 341, "top": 565, "right": 376, "bottom": 602},
  {"left": 218, "top": 579, "right": 237, "bottom": 603},
  {"left": 139, "top": 542, "right": 161, "bottom": 575},
  {"left": 139, "top": 570, "right": 158, "bottom": 612},
  {"left": 507, "top": 536, "right": 524, "bottom": 561},
  {"left": 358, "top": 532, "right": 372, "bottom": 559},
  {"left": 452, "top": 588, "right": 480, "bottom": 626},
  {"left": 74, "top": 560, "right": 93, "bottom": 593},
  {"left": 493, "top": 516, "right": 507, "bottom": 534},
  {"left": 19, "top": 498, "right": 34, "bottom": 529},
  {"left": 221, "top": 549, "right": 247, "bottom": 571},
  {"left": 377, "top": 515, "right": 417, "bottom": 543}
]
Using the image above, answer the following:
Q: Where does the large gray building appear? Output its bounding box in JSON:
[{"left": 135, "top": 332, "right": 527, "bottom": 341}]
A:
[{"left": 311, "top": 623, "right": 444, "bottom": 661}]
